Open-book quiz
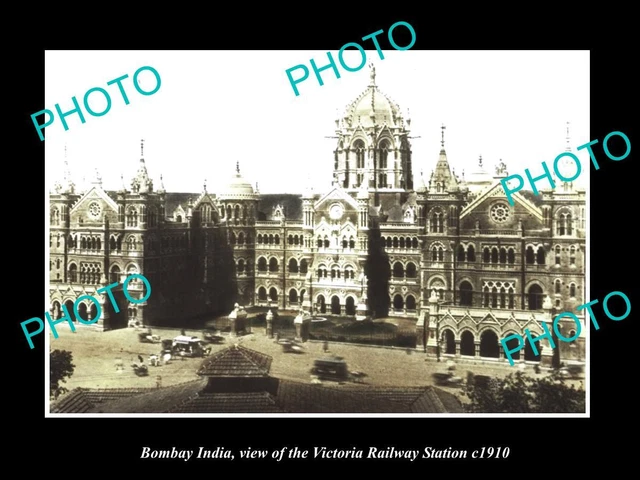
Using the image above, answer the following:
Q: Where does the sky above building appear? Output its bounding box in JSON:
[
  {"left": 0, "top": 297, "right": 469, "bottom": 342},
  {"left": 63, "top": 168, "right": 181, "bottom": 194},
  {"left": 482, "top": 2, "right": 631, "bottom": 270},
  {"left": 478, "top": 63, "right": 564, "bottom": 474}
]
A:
[{"left": 44, "top": 50, "right": 589, "bottom": 194}]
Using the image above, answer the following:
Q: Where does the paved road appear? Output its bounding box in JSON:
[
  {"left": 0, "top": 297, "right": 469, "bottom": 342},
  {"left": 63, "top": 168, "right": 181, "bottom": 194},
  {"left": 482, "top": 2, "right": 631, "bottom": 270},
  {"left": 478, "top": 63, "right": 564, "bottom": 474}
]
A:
[{"left": 49, "top": 324, "right": 585, "bottom": 398}]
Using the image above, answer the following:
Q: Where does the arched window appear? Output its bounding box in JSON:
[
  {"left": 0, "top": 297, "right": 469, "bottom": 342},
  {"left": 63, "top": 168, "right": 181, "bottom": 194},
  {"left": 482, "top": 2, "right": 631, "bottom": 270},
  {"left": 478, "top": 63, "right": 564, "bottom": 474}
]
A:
[
  {"left": 379, "top": 140, "right": 389, "bottom": 169},
  {"left": 234, "top": 205, "right": 240, "bottom": 219},
  {"left": 257, "top": 257, "right": 267, "bottom": 272},
  {"left": 317, "top": 236, "right": 322, "bottom": 248},
  {"left": 406, "top": 295, "right": 416, "bottom": 311},
  {"left": 354, "top": 140, "right": 365, "bottom": 169},
  {"left": 483, "top": 247, "right": 490, "bottom": 263},
  {"left": 50, "top": 208, "right": 60, "bottom": 225},
  {"left": 342, "top": 236, "right": 348, "bottom": 249},
  {"left": 393, "top": 262, "right": 404, "bottom": 278},
  {"left": 570, "top": 283, "right": 576, "bottom": 298},
  {"left": 258, "top": 234, "right": 263, "bottom": 244},
  {"left": 68, "top": 263, "right": 77, "bottom": 282},
  {"left": 570, "top": 246, "right": 576, "bottom": 265},
  {"left": 110, "top": 237, "right": 117, "bottom": 251},
  {"left": 412, "top": 238, "right": 419, "bottom": 249},
  {"left": 127, "top": 208, "right": 138, "bottom": 227},
  {"left": 537, "top": 246, "right": 545, "bottom": 265},
  {"left": 467, "top": 245, "right": 476, "bottom": 262},
  {"left": 555, "top": 245, "right": 561, "bottom": 265},
  {"left": 269, "top": 288, "right": 278, "bottom": 302},
  {"left": 324, "top": 236, "right": 330, "bottom": 248},
  {"left": 393, "top": 237, "right": 399, "bottom": 248},
  {"left": 526, "top": 246, "right": 535, "bottom": 264},
  {"left": 399, "top": 237, "right": 405, "bottom": 249},
  {"left": 457, "top": 245, "right": 465, "bottom": 262},
  {"left": 386, "top": 237, "right": 392, "bottom": 248},
  {"left": 237, "top": 259, "right": 245, "bottom": 274},
  {"left": 430, "top": 210, "right": 443, "bottom": 233},
  {"left": 147, "top": 207, "right": 157, "bottom": 227},
  {"left": 460, "top": 281, "right": 473, "bottom": 306},
  {"left": 268, "top": 234, "right": 274, "bottom": 245},
  {"left": 344, "top": 266, "right": 355, "bottom": 280},
  {"left": 288, "top": 235, "right": 294, "bottom": 245},
  {"left": 499, "top": 248, "right": 507, "bottom": 264},
  {"left": 507, "top": 248, "right": 515, "bottom": 264},
  {"left": 289, "top": 289, "right": 298, "bottom": 304},
  {"left": 237, "top": 232, "right": 245, "bottom": 245},
  {"left": 275, "top": 235, "right": 280, "bottom": 245},
  {"left": 269, "top": 257, "right": 278, "bottom": 272},
  {"left": 258, "top": 287, "right": 267, "bottom": 301},
  {"left": 331, "top": 265, "right": 340, "bottom": 279},
  {"left": 555, "top": 279, "right": 561, "bottom": 294},
  {"left": 528, "top": 284, "right": 544, "bottom": 310},
  {"left": 349, "top": 236, "right": 355, "bottom": 249},
  {"left": 110, "top": 265, "right": 120, "bottom": 283},
  {"left": 406, "top": 262, "right": 417, "bottom": 279},
  {"left": 431, "top": 244, "right": 444, "bottom": 262},
  {"left": 230, "top": 232, "right": 237, "bottom": 245},
  {"left": 289, "top": 258, "right": 298, "bottom": 274},
  {"left": 317, "top": 265, "right": 327, "bottom": 280},
  {"left": 508, "top": 287, "right": 515, "bottom": 309},
  {"left": 491, "top": 247, "right": 498, "bottom": 264},
  {"left": 300, "top": 259, "right": 308, "bottom": 274}
]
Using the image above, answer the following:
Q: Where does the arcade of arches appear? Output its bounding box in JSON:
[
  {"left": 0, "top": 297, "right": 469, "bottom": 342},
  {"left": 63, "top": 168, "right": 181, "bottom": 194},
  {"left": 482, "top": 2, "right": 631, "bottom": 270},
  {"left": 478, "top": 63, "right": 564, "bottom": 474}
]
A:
[{"left": 440, "top": 328, "right": 542, "bottom": 362}]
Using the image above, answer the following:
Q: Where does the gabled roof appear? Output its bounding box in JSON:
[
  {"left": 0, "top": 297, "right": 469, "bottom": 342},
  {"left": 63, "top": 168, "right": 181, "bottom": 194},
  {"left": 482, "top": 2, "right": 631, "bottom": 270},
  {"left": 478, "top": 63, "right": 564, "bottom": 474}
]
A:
[
  {"left": 197, "top": 344, "right": 272, "bottom": 377},
  {"left": 460, "top": 182, "right": 543, "bottom": 221},
  {"left": 69, "top": 186, "right": 119, "bottom": 214},
  {"left": 314, "top": 186, "right": 360, "bottom": 212}
]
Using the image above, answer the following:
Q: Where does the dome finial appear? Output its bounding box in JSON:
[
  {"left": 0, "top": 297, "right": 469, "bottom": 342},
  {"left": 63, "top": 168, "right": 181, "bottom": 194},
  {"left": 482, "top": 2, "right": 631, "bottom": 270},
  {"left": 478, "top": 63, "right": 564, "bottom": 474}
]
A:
[
  {"left": 236, "top": 161, "right": 240, "bottom": 174},
  {"left": 478, "top": 155, "right": 483, "bottom": 167},
  {"left": 203, "top": 178, "right": 207, "bottom": 193},
  {"left": 441, "top": 123, "right": 446, "bottom": 149},
  {"left": 369, "top": 62, "right": 376, "bottom": 86},
  {"left": 565, "top": 121, "right": 571, "bottom": 152},
  {"left": 141, "top": 139, "right": 144, "bottom": 158}
]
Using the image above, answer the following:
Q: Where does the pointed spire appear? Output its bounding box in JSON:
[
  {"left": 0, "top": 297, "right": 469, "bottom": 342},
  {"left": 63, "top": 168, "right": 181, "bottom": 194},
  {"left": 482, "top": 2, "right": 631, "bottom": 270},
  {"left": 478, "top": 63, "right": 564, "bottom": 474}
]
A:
[
  {"left": 236, "top": 161, "right": 240, "bottom": 175},
  {"left": 141, "top": 139, "right": 145, "bottom": 158},
  {"left": 159, "top": 174, "right": 165, "bottom": 192},
  {"left": 441, "top": 123, "right": 446, "bottom": 149},
  {"left": 120, "top": 173, "right": 127, "bottom": 192},
  {"left": 369, "top": 62, "right": 376, "bottom": 86},
  {"left": 203, "top": 178, "right": 207, "bottom": 193},
  {"left": 478, "top": 155, "right": 483, "bottom": 168},
  {"left": 565, "top": 121, "right": 571, "bottom": 152}
]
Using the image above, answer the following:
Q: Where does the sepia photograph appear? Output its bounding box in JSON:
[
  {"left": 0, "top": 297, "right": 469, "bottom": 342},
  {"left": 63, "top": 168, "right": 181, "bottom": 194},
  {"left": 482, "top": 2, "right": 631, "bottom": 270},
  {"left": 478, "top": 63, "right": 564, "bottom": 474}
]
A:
[{"left": 44, "top": 50, "right": 589, "bottom": 416}]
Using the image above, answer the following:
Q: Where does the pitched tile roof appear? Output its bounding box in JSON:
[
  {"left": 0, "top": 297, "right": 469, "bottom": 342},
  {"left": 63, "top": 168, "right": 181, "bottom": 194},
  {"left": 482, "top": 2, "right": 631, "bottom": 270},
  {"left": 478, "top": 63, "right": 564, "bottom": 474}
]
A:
[
  {"left": 170, "top": 392, "right": 284, "bottom": 413},
  {"left": 51, "top": 387, "right": 155, "bottom": 413},
  {"left": 196, "top": 344, "right": 272, "bottom": 377},
  {"left": 88, "top": 379, "right": 208, "bottom": 414}
]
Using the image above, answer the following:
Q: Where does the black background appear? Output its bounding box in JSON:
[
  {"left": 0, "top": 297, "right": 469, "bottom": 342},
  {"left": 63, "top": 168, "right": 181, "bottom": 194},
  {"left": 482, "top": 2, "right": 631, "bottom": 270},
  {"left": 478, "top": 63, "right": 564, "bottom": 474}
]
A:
[{"left": 13, "top": 9, "right": 636, "bottom": 474}]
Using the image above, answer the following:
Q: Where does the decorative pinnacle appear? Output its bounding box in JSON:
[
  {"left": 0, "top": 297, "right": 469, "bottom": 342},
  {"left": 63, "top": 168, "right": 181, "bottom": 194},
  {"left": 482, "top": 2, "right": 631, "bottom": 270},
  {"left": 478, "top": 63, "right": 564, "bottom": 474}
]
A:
[
  {"left": 565, "top": 121, "right": 571, "bottom": 152},
  {"left": 479, "top": 155, "right": 483, "bottom": 167},
  {"left": 141, "top": 139, "right": 144, "bottom": 158},
  {"left": 441, "top": 124, "right": 446, "bottom": 148},
  {"left": 369, "top": 62, "right": 376, "bottom": 86},
  {"left": 236, "top": 161, "right": 240, "bottom": 174}
]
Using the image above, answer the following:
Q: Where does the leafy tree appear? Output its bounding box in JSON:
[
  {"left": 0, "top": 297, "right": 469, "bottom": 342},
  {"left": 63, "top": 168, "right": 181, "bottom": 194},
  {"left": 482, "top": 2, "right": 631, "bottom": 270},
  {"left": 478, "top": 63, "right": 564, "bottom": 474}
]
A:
[
  {"left": 50, "top": 349, "right": 76, "bottom": 400},
  {"left": 461, "top": 371, "right": 585, "bottom": 413}
]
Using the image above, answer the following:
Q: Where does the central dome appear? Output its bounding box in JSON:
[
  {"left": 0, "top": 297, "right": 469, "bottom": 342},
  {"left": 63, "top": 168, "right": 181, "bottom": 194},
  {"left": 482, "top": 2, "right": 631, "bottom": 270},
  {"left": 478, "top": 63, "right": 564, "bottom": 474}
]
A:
[
  {"left": 342, "top": 66, "right": 404, "bottom": 129},
  {"left": 218, "top": 163, "right": 257, "bottom": 199}
]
